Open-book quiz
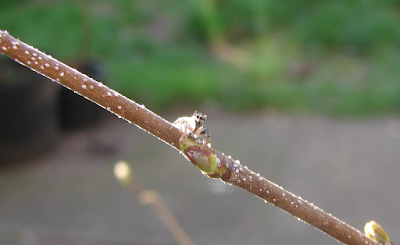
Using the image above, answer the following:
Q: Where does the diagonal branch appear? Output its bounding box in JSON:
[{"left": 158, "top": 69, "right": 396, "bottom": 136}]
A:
[{"left": 0, "top": 30, "right": 378, "bottom": 245}]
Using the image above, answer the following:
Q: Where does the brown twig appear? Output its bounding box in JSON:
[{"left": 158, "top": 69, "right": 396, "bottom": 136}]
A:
[{"left": 0, "top": 30, "right": 379, "bottom": 245}]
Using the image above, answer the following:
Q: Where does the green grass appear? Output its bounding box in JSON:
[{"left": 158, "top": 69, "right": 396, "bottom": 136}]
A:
[{"left": 1, "top": 0, "right": 400, "bottom": 117}]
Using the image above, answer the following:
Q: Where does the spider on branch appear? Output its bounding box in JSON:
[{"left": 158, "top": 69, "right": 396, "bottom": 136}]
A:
[{"left": 173, "top": 111, "right": 211, "bottom": 148}]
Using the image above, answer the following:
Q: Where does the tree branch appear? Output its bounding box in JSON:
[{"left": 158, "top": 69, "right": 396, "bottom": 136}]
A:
[{"left": 0, "top": 30, "right": 379, "bottom": 245}]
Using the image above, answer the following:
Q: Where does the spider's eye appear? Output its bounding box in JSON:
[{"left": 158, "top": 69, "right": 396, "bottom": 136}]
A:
[{"left": 195, "top": 113, "right": 206, "bottom": 122}]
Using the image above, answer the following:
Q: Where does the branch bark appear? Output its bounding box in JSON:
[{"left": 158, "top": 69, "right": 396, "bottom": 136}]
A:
[{"left": 0, "top": 30, "right": 379, "bottom": 245}]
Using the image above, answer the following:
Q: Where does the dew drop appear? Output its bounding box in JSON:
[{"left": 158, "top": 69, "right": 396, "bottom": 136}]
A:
[
  {"left": 44, "top": 63, "right": 50, "bottom": 67},
  {"left": 81, "top": 85, "right": 87, "bottom": 89},
  {"left": 117, "top": 106, "right": 122, "bottom": 109},
  {"left": 40, "top": 65, "right": 44, "bottom": 70},
  {"left": 282, "top": 193, "right": 286, "bottom": 197},
  {"left": 54, "top": 66, "right": 59, "bottom": 70},
  {"left": 89, "top": 85, "right": 94, "bottom": 89},
  {"left": 24, "top": 50, "right": 30, "bottom": 55},
  {"left": 1, "top": 46, "right": 7, "bottom": 50},
  {"left": 26, "top": 61, "right": 31, "bottom": 65},
  {"left": 60, "top": 72, "right": 64, "bottom": 77},
  {"left": 243, "top": 178, "right": 246, "bottom": 181}
]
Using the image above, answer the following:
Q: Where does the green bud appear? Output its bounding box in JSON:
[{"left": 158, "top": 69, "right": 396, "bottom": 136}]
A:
[
  {"left": 179, "top": 135, "right": 226, "bottom": 178},
  {"left": 364, "top": 220, "right": 391, "bottom": 245}
]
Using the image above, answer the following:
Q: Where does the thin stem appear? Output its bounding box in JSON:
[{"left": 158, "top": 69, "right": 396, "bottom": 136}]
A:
[
  {"left": 0, "top": 30, "right": 379, "bottom": 245},
  {"left": 0, "top": 31, "right": 181, "bottom": 148},
  {"left": 220, "top": 160, "right": 371, "bottom": 245},
  {"left": 114, "top": 161, "right": 196, "bottom": 245}
]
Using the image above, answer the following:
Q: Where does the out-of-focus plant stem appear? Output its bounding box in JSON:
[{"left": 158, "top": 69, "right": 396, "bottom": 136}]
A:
[{"left": 114, "top": 161, "right": 196, "bottom": 245}]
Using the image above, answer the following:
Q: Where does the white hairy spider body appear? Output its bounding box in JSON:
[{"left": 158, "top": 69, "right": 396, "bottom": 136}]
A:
[{"left": 173, "top": 111, "right": 211, "bottom": 147}]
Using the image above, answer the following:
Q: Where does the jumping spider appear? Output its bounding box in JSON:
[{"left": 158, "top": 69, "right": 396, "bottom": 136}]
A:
[{"left": 173, "top": 111, "right": 211, "bottom": 147}]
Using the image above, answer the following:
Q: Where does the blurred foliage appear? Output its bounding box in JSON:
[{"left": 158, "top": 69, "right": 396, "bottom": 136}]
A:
[{"left": 1, "top": 0, "right": 400, "bottom": 116}]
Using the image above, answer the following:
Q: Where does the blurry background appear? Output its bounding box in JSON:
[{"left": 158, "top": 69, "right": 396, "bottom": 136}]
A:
[
  {"left": 2, "top": 0, "right": 400, "bottom": 115},
  {"left": 0, "top": 0, "right": 399, "bottom": 244}
]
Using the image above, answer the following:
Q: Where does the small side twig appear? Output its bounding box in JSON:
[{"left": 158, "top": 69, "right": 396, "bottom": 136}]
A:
[
  {"left": 114, "top": 161, "right": 196, "bottom": 245},
  {"left": 0, "top": 30, "right": 379, "bottom": 245}
]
